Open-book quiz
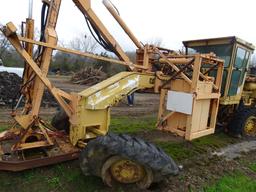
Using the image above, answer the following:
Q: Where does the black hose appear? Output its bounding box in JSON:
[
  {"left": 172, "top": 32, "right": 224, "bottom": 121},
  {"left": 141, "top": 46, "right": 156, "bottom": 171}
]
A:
[
  {"left": 37, "top": 2, "right": 49, "bottom": 59},
  {"left": 40, "top": 2, "right": 48, "bottom": 42},
  {"left": 84, "top": 15, "right": 116, "bottom": 54},
  {"left": 12, "top": 2, "right": 49, "bottom": 110}
]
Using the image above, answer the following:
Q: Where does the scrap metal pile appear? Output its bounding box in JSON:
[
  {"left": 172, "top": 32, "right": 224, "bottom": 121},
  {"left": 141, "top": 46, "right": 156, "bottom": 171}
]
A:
[
  {"left": 71, "top": 66, "right": 107, "bottom": 86},
  {"left": 0, "top": 72, "right": 56, "bottom": 107}
]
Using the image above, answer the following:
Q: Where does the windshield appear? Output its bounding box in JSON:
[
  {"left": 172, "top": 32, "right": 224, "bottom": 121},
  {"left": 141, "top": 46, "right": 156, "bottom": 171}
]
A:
[{"left": 187, "top": 44, "right": 233, "bottom": 67}]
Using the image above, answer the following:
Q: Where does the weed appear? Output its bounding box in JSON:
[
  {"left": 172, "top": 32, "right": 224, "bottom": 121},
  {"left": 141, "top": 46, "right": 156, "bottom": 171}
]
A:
[
  {"left": 249, "top": 163, "right": 256, "bottom": 172},
  {"left": 46, "top": 176, "right": 61, "bottom": 188},
  {"left": 203, "top": 171, "right": 256, "bottom": 192}
]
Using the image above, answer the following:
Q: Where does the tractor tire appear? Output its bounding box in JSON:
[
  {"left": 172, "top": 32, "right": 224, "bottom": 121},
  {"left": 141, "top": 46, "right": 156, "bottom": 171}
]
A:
[
  {"left": 228, "top": 107, "right": 256, "bottom": 137},
  {"left": 51, "top": 109, "right": 70, "bottom": 133},
  {"left": 79, "top": 133, "right": 179, "bottom": 188}
]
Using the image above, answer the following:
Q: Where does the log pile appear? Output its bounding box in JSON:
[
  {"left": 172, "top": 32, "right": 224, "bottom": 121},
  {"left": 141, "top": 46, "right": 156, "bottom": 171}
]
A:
[{"left": 71, "top": 67, "right": 107, "bottom": 86}]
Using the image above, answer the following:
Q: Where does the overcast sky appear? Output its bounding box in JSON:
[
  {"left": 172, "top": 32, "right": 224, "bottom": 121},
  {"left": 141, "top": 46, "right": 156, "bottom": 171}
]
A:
[{"left": 0, "top": 0, "right": 255, "bottom": 52}]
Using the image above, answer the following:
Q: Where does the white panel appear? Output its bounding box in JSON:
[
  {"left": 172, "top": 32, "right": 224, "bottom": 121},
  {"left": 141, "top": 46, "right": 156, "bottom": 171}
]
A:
[{"left": 167, "top": 91, "right": 193, "bottom": 115}]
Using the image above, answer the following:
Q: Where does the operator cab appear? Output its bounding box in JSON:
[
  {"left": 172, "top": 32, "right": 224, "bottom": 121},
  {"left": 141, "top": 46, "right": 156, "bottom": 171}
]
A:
[{"left": 183, "top": 36, "right": 255, "bottom": 105}]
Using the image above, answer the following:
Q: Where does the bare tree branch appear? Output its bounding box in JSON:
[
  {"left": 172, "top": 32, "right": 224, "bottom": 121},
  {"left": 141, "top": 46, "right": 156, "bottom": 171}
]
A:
[
  {"left": 0, "top": 33, "right": 10, "bottom": 59},
  {"left": 69, "top": 33, "right": 99, "bottom": 53},
  {"left": 145, "top": 38, "right": 164, "bottom": 47}
]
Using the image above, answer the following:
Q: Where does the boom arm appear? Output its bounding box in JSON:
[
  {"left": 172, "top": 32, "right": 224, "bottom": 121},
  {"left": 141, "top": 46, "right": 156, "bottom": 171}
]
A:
[
  {"left": 73, "top": 0, "right": 132, "bottom": 68},
  {"left": 0, "top": 0, "right": 224, "bottom": 150}
]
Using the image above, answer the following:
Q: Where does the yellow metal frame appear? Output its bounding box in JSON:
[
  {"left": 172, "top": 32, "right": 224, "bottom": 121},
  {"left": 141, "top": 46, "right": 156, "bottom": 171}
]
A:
[
  {"left": 183, "top": 36, "right": 255, "bottom": 106},
  {"left": 0, "top": 0, "right": 158, "bottom": 150},
  {"left": 2, "top": 22, "right": 155, "bottom": 146},
  {"left": 69, "top": 72, "right": 155, "bottom": 145},
  {"left": 157, "top": 54, "right": 224, "bottom": 140},
  {"left": 0, "top": 0, "right": 229, "bottom": 152}
]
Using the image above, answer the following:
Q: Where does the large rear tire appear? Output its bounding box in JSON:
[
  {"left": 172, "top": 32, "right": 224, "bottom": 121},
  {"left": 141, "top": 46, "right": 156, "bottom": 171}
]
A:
[
  {"left": 79, "top": 133, "right": 179, "bottom": 189},
  {"left": 228, "top": 107, "right": 256, "bottom": 137}
]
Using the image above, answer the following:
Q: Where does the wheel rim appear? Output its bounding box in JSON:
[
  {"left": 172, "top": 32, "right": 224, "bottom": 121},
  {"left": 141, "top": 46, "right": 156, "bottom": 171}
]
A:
[
  {"left": 244, "top": 116, "right": 256, "bottom": 136},
  {"left": 110, "top": 159, "right": 145, "bottom": 184},
  {"left": 101, "top": 156, "right": 152, "bottom": 188}
]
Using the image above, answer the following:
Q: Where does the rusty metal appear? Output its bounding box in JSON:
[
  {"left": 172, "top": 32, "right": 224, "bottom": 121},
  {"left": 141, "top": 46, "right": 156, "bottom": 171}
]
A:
[
  {"left": 0, "top": 151, "right": 79, "bottom": 172},
  {"left": 0, "top": 136, "right": 80, "bottom": 171}
]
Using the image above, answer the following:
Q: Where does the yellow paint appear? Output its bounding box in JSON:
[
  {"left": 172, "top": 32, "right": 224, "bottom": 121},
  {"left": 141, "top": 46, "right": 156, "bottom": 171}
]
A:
[
  {"left": 70, "top": 72, "right": 155, "bottom": 145},
  {"left": 110, "top": 159, "right": 145, "bottom": 183},
  {"left": 244, "top": 116, "right": 256, "bottom": 136}
]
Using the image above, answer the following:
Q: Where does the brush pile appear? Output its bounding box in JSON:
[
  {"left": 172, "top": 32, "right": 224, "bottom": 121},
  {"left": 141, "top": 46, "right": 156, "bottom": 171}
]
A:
[
  {"left": 71, "top": 66, "right": 107, "bottom": 86},
  {"left": 0, "top": 72, "right": 21, "bottom": 106},
  {"left": 0, "top": 71, "right": 57, "bottom": 107}
]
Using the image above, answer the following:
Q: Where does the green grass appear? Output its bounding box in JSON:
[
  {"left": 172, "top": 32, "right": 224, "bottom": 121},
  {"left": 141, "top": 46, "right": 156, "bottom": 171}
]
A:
[
  {"left": 157, "top": 142, "right": 195, "bottom": 161},
  {"left": 0, "top": 125, "right": 8, "bottom": 132},
  {"left": 0, "top": 117, "right": 158, "bottom": 192},
  {"left": 0, "top": 162, "right": 105, "bottom": 192},
  {"left": 110, "top": 117, "right": 235, "bottom": 161},
  {"left": 203, "top": 172, "right": 256, "bottom": 192},
  {"left": 110, "top": 116, "right": 156, "bottom": 134},
  {"left": 156, "top": 133, "right": 235, "bottom": 161},
  {"left": 191, "top": 133, "right": 235, "bottom": 149},
  {"left": 249, "top": 163, "right": 256, "bottom": 172},
  {"left": 0, "top": 117, "right": 253, "bottom": 192}
]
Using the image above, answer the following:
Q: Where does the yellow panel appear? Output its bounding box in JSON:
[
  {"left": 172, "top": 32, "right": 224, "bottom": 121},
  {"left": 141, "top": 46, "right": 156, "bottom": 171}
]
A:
[{"left": 70, "top": 72, "right": 155, "bottom": 145}]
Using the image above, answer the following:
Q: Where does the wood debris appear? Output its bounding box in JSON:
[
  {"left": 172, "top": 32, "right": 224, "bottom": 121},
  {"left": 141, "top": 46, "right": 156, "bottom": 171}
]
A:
[{"left": 71, "top": 66, "right": 107, "bottom": 85}]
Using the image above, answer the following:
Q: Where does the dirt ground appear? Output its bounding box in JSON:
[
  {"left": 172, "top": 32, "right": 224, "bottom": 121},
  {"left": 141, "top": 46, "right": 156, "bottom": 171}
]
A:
[
  {"left": 0, "top": 76, "right": 160, "bottom": 124},
  {"left": 51, "top": 75, "right": 160, "bottom": 116},
  {"left": 158, "top": 140, "right": 256, "bottom": 192}
]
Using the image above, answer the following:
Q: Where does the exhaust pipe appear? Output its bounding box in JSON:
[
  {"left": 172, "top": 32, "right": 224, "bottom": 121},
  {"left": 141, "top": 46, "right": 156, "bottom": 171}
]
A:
[
  {"left": 102, "top": 0, "right": 143, "bottom": 49},
  {"left": 28, "top": 0, "right": 33, "bottom": 19}
]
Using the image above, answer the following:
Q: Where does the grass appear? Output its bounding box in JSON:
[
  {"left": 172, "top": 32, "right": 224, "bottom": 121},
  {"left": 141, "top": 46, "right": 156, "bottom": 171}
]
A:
[
  {"left": 0, "top": 117, "right": 157, "bottom": 192},
  {"left": 109, "top": 116, "right": 156, "bottom": 134},
  {"left": 0, "top": 124, "right": 8, "bottom": 132},
  {"left": 110, "top": 117, "right": 236, "bottom": 161},
  {"left": 203, "top": 172, "right": 256, "bottom": 192},
  {"left": 157, "top": 133, "right": 235, "bottom": 161},
  {"left": 0, "top": 162, "right": 104, "bottom": 192},
  {"left": 0, "top": 116, "right": 254, "bottom": 192},
  {"left": 249, "top": 163, "right": 256, "bottom": 172}
]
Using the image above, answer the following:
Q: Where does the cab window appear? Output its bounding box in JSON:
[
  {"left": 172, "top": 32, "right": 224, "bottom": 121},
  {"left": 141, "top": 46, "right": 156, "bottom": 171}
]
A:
[{"left": 234, "top": 48, "right": 246, "bottom": 68}]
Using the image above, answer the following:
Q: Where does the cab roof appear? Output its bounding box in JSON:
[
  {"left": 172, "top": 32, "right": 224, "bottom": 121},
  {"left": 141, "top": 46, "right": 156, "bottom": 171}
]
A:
[{"left": 183, "top": 36, "right": 255, "bottom": 51}]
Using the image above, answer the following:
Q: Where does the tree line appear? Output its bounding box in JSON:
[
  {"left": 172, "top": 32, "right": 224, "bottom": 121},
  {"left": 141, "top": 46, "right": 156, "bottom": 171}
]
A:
[
  {"left": 1, "top": 31, "right": 256, "bottom": 76},
  {"left": 0, "top": 32, "right": 129, "bottom": 76}
]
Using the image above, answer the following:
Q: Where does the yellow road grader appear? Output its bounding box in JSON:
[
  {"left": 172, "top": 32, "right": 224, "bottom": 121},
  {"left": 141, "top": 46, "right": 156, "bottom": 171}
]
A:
[{"left": 0, "top": 0, "right": 255, "bottom": 188}]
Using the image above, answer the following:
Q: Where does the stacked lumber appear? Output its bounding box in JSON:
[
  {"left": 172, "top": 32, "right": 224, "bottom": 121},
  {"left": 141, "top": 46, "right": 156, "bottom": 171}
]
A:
[{"left": 71, "top": 66, "right": 107, "bottom": 85}]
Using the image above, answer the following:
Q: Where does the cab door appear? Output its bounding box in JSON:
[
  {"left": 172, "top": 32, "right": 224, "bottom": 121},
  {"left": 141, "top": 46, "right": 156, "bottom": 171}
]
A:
[{"left": 228, "top": 46, "right": 250, "bottom": 96}]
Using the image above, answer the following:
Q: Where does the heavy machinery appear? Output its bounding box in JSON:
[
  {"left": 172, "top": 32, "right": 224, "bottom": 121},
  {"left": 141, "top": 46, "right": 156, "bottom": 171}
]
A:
[
  {"left": 0, "top": 0, "right": 255, "bottom": 189},
  {"left": 182, "top": 37, "right": 255, "bottom": 137}
]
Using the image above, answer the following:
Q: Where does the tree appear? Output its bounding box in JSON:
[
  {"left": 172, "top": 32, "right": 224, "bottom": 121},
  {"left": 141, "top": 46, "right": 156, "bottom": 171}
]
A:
[
  {"left": 145, "top": 38, "right": 164, "bottom": 47},
  {"left": 0, "top": 33, "right": 10, "bottom": 61},
  {"left": 69, "top": 33, "right": 98, "bottom": 53},
  {"left": 51, "top": 33, "right": 99, "bottom": 72},
  {"left": 0, "top": 32, "right": 25, "bottom": 67},
  {"left": 126, "top": 51, "right": 136, "bottom": 63}
]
